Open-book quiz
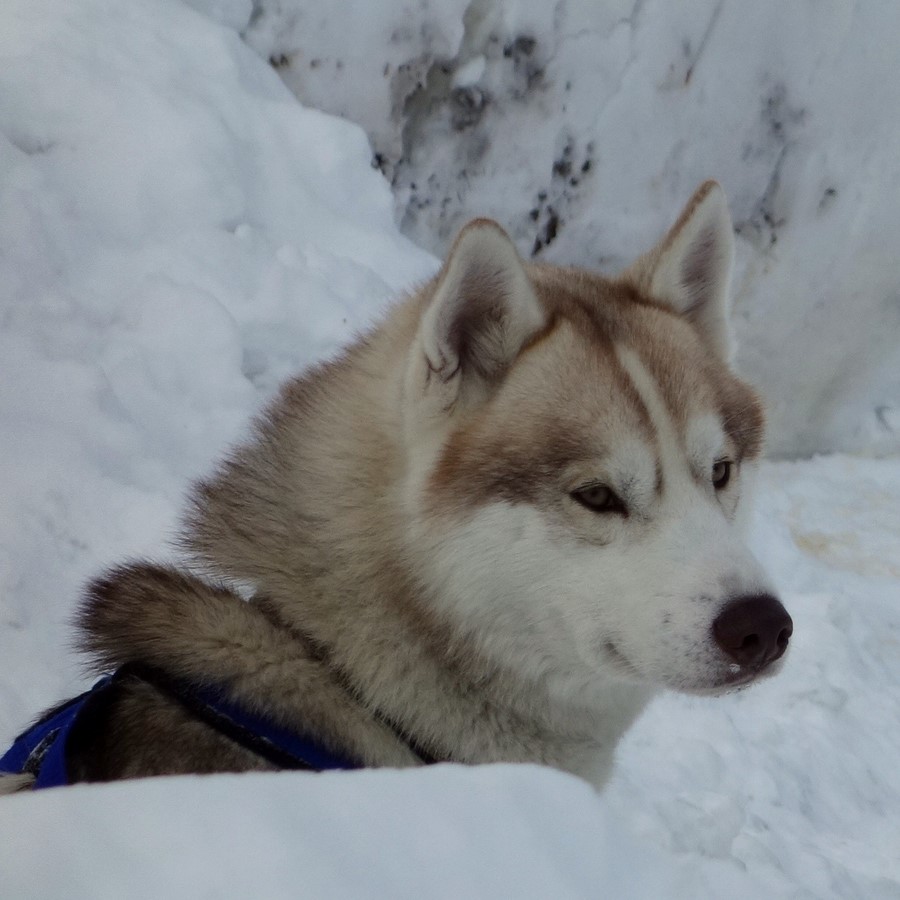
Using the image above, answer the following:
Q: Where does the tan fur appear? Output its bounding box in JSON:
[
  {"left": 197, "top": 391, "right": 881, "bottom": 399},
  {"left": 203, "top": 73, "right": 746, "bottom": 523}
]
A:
[
  {"left": 0, "top": 773, "right": 35, "bottom": 794},
  {"left": 4, "top": 182, "right": 784, "bottom": 789},
  {"left": 77, "top": 564, "right": 421, "bottom": 773}
]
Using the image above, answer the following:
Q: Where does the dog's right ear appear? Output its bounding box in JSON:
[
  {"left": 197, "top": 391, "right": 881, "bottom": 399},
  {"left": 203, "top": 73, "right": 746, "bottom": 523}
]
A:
[
  {"left": 623, "top": 181, "right": 735, "bottom": 360},
  {"left": 410, "top": 219, "right": 546, "bottom": 414}
]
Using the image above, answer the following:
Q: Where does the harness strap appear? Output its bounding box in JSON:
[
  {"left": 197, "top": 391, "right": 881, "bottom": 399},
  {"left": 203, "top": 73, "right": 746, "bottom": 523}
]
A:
[
  {"left": 0, "top": 665, "right": 362, "bottom": 788},
  {"left": 2, "top": 659, "right": 443, "bottom": 788},
  {"left": 0, "top": 675, "right": 114, "bottom": 789},
  {"left": 115, "top": 663, "right": 360, "bottom": 772}
]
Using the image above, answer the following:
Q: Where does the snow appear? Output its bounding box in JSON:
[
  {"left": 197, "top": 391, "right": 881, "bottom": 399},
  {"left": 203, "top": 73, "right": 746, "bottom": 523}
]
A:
[
  {"left": 244, "top": 0, "right": 900, "bottom": 459},
  {"left": 0, "top": 0, "right": 898, "bottom": 897},
  {"left": 0, "top": 766, "right": 669, "bottom": 899}
]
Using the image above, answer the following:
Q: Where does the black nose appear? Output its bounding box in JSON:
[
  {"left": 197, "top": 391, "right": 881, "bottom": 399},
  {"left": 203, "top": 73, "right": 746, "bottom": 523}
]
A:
[{"left": 712, "top": 594, "right": 793, "bottom": 669}]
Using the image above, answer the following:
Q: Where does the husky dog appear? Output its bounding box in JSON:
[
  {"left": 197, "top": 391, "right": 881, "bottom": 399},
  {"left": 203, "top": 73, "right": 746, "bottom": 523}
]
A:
[{"left": 1, "top": 181, "right": 791, "bottom": 791}]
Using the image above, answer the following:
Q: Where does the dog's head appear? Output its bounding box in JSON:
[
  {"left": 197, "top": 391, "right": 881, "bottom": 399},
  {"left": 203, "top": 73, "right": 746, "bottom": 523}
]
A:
[{"left": 402, "top": 182, "right": 791, "bottom": 696}]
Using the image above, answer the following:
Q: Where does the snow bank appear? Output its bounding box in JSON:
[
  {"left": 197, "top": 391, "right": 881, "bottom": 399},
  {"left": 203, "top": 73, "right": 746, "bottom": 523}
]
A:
[
  {"left": 0, "top": 1, "right": 898, "bottom": 898},
  {"left": 244, "top": 0, "right": 900, "bottom": 458},
  {"left": 0, "top": 0, "right": 434, "bottom": 715},
  {"left": 0, "top": 765, "right": 669, "bottom": 899}
]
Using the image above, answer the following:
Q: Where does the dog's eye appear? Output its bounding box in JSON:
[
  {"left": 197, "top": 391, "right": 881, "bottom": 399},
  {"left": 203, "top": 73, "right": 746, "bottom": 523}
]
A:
[
  {"left": 712, "top": 460, "right": 732, "bottom": 490},
  {"left": 571, "top": 484, "right": 626, "bottom": 515}
]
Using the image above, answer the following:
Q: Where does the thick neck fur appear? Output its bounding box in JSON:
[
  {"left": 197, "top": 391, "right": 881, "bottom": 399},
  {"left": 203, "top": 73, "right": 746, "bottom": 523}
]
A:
[{"left": 181, "top": 287, "right": 651, "bottom": 787}]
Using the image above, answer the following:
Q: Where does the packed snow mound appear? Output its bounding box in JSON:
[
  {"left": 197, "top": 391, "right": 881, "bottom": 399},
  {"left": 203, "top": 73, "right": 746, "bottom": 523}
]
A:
[
  {"left": 0, "top": 765, "right": 669, "bottom": 900},
  {"left": 243, "top": 0, "right": 900, "bottom": 458},
  {"left": 0, "top": 1, "right": 899, "bottom": 898}
]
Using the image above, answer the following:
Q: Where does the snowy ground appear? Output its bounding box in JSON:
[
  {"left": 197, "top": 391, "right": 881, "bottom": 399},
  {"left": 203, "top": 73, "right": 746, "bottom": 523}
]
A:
[{"left": 1, "top": 1, "right": 898, "bottom": 897}]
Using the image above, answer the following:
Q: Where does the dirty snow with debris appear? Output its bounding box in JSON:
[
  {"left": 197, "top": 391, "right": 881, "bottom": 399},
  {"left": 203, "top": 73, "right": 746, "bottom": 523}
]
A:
[
  {"left": 0, "top": 1, "right": 898, "bottom": 898},
  {"left": 243, "top": 0, "right": 900, "bottom": 460}
]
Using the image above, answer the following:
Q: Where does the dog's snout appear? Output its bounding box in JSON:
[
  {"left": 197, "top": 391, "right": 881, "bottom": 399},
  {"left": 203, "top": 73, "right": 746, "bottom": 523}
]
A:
[{"left": 712, "top": 594, "right": 793, "bottom": 669}]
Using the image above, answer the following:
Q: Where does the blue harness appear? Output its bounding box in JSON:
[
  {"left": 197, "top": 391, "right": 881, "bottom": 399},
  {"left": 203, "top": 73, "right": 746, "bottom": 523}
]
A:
[{"left": 0, "top": 665, "right": 361, "bottom": 788}]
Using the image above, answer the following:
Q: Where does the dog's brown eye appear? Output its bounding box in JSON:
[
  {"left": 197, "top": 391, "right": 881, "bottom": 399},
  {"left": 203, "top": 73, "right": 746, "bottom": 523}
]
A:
[
  {"left": 571, "top": 484, "right": 626, "bottom": 515},
  {"left": 712, "top": 460, "right": 732, "bottom": 490}
]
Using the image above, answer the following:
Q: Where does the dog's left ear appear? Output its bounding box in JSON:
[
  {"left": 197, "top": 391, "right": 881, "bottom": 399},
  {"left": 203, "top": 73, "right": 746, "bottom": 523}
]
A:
[
  {"left": 412, "top": 218, "right": 546, "bottom": 413},
  {"left": 625, "top": 181, "right": 735, "bottom": 359}
]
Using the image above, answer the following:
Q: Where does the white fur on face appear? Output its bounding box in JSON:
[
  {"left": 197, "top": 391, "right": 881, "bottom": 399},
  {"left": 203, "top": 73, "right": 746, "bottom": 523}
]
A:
[
  {"left": 684, "top": 413, "right": 727, "bottom": 479},
  {"left": 416, "top": 345, "right": 778, "bottom": 696}
]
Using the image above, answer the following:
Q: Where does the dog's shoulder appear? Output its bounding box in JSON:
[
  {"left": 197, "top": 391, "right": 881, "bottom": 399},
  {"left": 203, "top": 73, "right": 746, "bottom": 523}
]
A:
[{"left": 67, "top": 562, "right": 421, "bottom": 781}]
